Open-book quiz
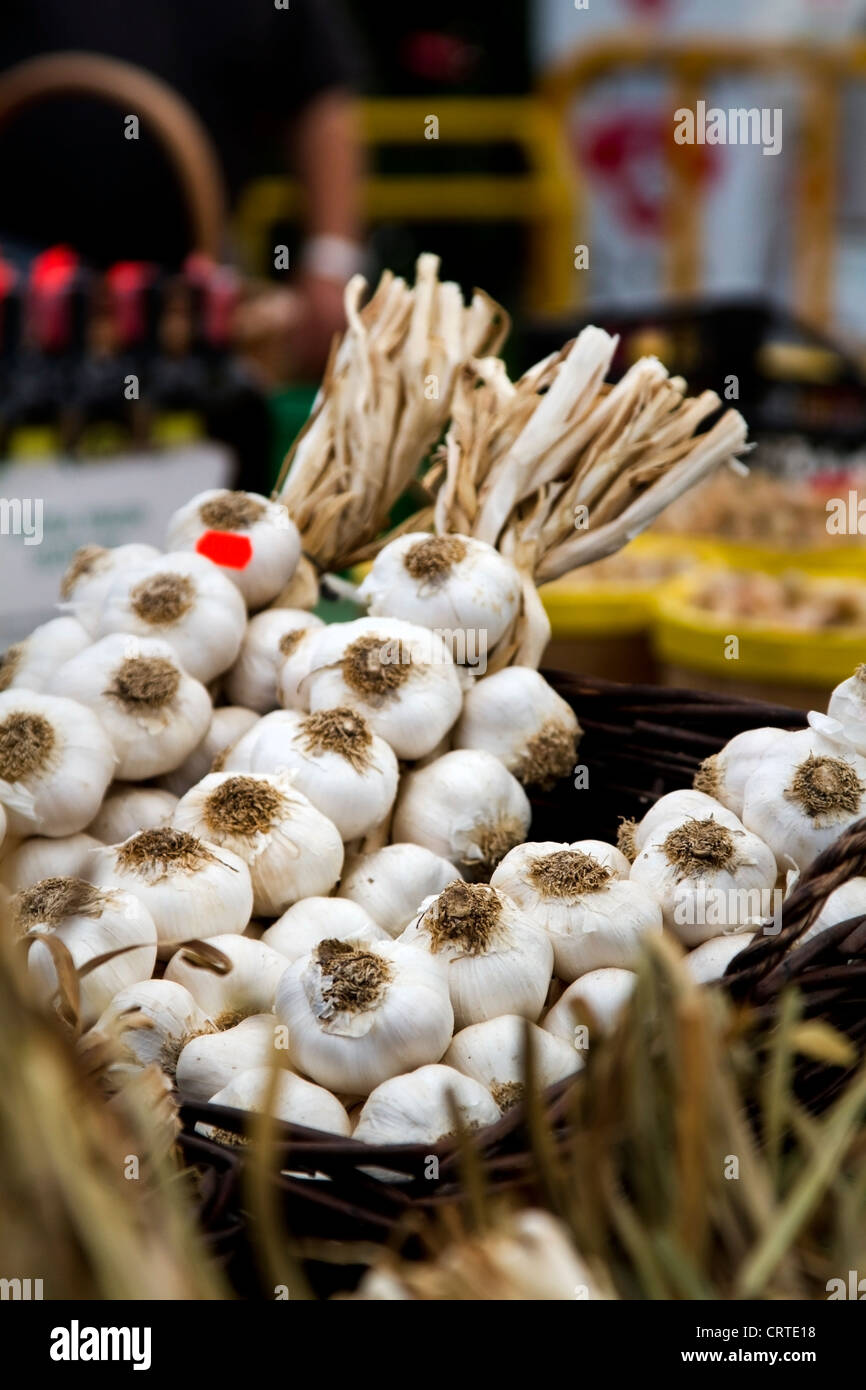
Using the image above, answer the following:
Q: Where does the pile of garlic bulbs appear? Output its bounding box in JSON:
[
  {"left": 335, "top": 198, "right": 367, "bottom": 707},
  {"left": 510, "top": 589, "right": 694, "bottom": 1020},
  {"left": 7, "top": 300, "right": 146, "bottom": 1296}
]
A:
[{"left": 2, "top": 488, "right": 865, "bottom": 1155}]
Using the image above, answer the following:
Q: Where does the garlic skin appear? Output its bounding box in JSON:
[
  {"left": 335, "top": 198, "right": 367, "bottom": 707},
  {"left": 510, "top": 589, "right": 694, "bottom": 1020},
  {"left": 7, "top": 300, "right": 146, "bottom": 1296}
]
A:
[
  {"left": 221, "top": 707, "right": 398, "bottom": 842},
  {"left": 825, "top": 666, "right": 866, "bottom": 755},
  {"left": 801, "top": 876, "right": 866, "bottom": 946},
  {"left": 684, "top": 932, "right": 756, "bottom": 985},
  {"left": 401, "top": 880, "right": 554, "bottom": 1029},
  {"left": 0, "top": 616, "right": 90, "bottom": 694},
  {"left": 0, "top": 832, "right": 101, "bottom": 895},
  {"left": 86, "top": 979, "right": 212, "bottom": 1073},
  {"left": 50, "top": 634, "right": 212, "bottom": 781},
  {"left": 14, "top": 876, "right": 157, "bottom": 1028},
  {"left": 302, "top": 617, "right": 463, "bottom": 759},
  {"left": 491, "top": 840, "right": 662, "bottom": 981},
  {"left": 0, "top": 690, "right": 115, "bottom": 837},
  {"left": 59, "top": 543, "right": 160, "bottom": 634},
  {"left": 166, "top": 490, "right": 301, "bottom": 611},
  {"left": 224, "top": 608, "right": 324, "bottom": 713},
  {"left": 358, "top": 532, "right": 522, "bottom": 653},
  {"left": 630, "top": 810, "right": 777, "bottom": 945},
  {"left": 277, "top": 626, "right": 325, "bottom": 711},
  {"left": 90, "top": 827, "right": 253, "bottom": 958},
  {"left": 694, "top": 727, "right": 789, "bottom": 819},
  {"left": 176, "top": 1013, "right": 282, "bottom": 1100},
  {"left": 275, "top": 936, "right": 453, "bottom": 1096},
  {"left": 88, "top": 786, "right": 177, "bottom": 845},
  {"left": 165, "top": 933, "right": 289, "bottom": 1024},
  {"left": 632, "top": 789, "right": 743, "bottom": 856},
  {"left": 263, "top": 897, "right": 387, "bottom": 963},
  {"left": 353, "top": 1064, "right": 501, "bottom": 1146},
  {"left": 158, "top": 704, "right": 258, "bottom": 798},
  {"left": 444, "top": 1015, "right": 581, "bottom": 1111},
  {"left": 453, "top": 667, "right": 581, "bottom": 789},
  {"left": 207, "top": 1066, "right": 351, "bottom": 1138},
  {"left": 393, "top": 749, "right": 532, "bottom": 880},
  {"left": 741, "top": 729, "right": 866, "bottom": 872},
  {"left": 543, "top": 968, "right": 636, "bottom": 1044},
  {"left": 97, "top": 551, "right": 247, "bottom": 683},
  {"left": 173, "top": 772, "right": 344, "bottom": 916},
  {"left": 338, "top": 843, "right": 462, "bottom": 938}
]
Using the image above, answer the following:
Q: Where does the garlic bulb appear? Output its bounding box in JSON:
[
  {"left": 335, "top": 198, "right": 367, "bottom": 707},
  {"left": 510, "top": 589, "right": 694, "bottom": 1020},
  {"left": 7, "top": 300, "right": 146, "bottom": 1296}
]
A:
[
  {"left": 97, "top": 551, "right": 247, "bottom": 683},
  {"left": 684, "top": 932, "right": 755, "bottom": 985},
  {"left": 392, "top": 749, "right": 531, "bottom": 879},
  {"left": 631, "top": 789, "right": 743, "bottom": 857},
  {"left": 453, "top": 667, "right": 581, "bottom": 789},
  {"left": 353, "top": 1064, "right": 500, "bottom": 1146},
  {"left": 221, "top": 707, "right": 398, "bottom": 842},
  {"left": 401, "top": 880, "right": 553, "bottom": 1028},
  {"left": 50, "top": 634, "right": 211, "bottom": 781},
  {"left": 88, "top": 786, "right": 177, "bottom": 844},
  {"left": 176, "top": 1014, "right": 282, "bottom": 1100},
  {"left": 172, "top": 772, "right": 344, "bottom": 916},
  {"left": 302, "top": 617, "right": 463, "bottom": 759},
  {"left": 825, "top": 666, "right": 866, "bottom": 756},
  {"left": 207, "top": 1066, "right": 351, "bottom": 1138},
  {"left": 630, "top": 809, "right": 777, "bottom": 945},
  {"left": 166, "top": 490, "right": 301, "bottom": 611},
  {"left": 543, "top": 968, "right": 636, "bottom": 1044},
  {"left": 0, "top": 690, "right": 115, "bottom": 837},
  {"left": 0, "top": 832, "right": 101, "bottom": 895},
  {"left": 491, "top": 840, "right": 662, "bottom": 981},
  {"left": 164, "top": 933, "right": 289, "bottom": 1022},
  {"left": 14, "top": 876, "right": 157, "bottom": 1027},
  {"left": 444, "top": 1015, "right": 581, "bottom": 1111},
  {"left": 800, "top": 876, "right": 866, "bottom": 946},
  {"left": 224, "top": 608, "right": 324, "bottom": 712},
  {"left": 275, "top": 936, "right": 453, "bottom": 1095},
  {"left": 90, "top": 827, "right": 253, "bottom": 958},
  {"left": 0, "top": 616, "right": 90, "bottom": 694},
  {"left": 694, "top": 727, "right": 789, "bottom": 819},
  {"left": 338, "top": 843, "right": 462, "bottom": 938},
  {"left": 277, "top": 626, "right": 325, "bottom": 711},
  {"left": 741, "top": 730, "right": 866, "bottom": 872},
  {"left": 357, "top": 533, "right": 522, "bottom": 655},
  {"left": 263, "top": 897, "right": 387, "bottom": 963},
  {"left": 158, "top": 704, "right": 258, "bottom": 798},
  {"left": 86, "top": 979, "right": 212, "bottom": 1074},
  {"left": 59, "top": 543, "right": 160, "bottom": 634}
]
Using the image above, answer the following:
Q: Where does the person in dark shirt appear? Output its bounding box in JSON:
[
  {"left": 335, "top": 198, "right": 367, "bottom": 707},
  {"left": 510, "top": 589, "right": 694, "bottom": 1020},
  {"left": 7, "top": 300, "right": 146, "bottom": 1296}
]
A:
[{"left": 0, "top": 0, "right": 366, "bottom": 376}]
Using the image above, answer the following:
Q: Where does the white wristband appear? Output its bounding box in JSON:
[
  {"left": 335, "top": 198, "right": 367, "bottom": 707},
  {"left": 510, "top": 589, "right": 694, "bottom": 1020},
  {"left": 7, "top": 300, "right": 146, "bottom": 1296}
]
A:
[{"left": 301, "top": 235, "right": 367, "bottom": 284}]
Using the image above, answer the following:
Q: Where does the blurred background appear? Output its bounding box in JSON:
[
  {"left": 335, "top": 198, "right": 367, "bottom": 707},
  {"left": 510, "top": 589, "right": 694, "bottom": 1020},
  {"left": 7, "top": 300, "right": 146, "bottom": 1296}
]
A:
[{"left": 0, "top": 0, "right": 864, "bottom": 706}]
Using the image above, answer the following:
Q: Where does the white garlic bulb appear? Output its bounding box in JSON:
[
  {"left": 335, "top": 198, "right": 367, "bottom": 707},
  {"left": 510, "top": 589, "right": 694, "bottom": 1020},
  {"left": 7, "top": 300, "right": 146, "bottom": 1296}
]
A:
[
  {"left": 0, "top": 616, "right": 90, "bottom": 694},
  {"left": 224, "top": 608, "right": 324, "bottom": 712},
  {"left": 353, "top": 1064, "right": 500, "bottom": 1146},
  {"left": 276, "top": 625, "right": 325, "bottom": 711},
  {"left": 221, "top": 707, "right": 398, "bottom": 842},
  {"left": 741, "top": 729, "right": 866, "bottom": 872},
  {"left": 158, "top": 704, "right": 259, "bottom": 798},
  {"left": 14, "top": 876, "right": 157, "bottom": 1028},
  {"left": 392, "top": 749, "right": 531, "bottom": 880},
  {"left": 50, "top": 634, "right": 212, "bottom": 781},
  {"left": 543, "top": 968, "right": 636, "bottom": 1044},
  {"left": 401, "top": 880, "right": 553, "bottom": 1028},
  {"left": 357, "top": 532, "right": 522, "bottom": 655},
  {"left": 59, "top": 542, "right": 160, "bottom": 634},
  {"left": 86, "top": 979, "right": 212, "bottom": 1074},
  {"left": 0, "top": 832, "right": 101, "bottom": 895},
  {"left": 88, "top": 786, "right": 177, "bottom": 844},
  {"left": 694, "top": 727, "right": 790, "bottom": 819},
  {"left": 630, "top": 809, "right": 777, "bottom": 945},
  {"left": 0, "top": 690, "right": 115, "bottom": 837},
  {"left": 164, "top": 933, "right": 289, "bottom": 1024},
  {"left": 302, "top": 617, "right": 463, "bottom": 759},
  {"left": 97, "top": 551, "right": 247, "bottom": 683},
  {"left": 684, "top": 932, "right": 755, "bottom": 985},
  {"left": 800, "top": 876, "right": 866, "bottom": 947},
  {"left": 172, "top": 772, "right": 344, "bottom": 916},
  {"left": 207, "top": 1066, "right": 351, "bottom": 1138},
  {"left": 491, "top": 840, "right": 662, "bottom": 981},
  {"left": 263, "top": 897, "right": 387, "bottom": 963},
  {"left": 824, "top": 666, "right": 866, "bottom": 756},
  {"left": 444, "top": 1015, "right": 581, "bottom": 1111},
  {"left": 453, "top": 667, "right": 581, "bottom": 789},
  {"left": 338, "top": 843, "right": 462, "bottom": 938},
  {"left": 176, "top": 1014, "right": 282, "bottom": 1100},
  {"left": 90, "top": 827, "right": 253, "bottom": 958},
  {"left": 275, "top": 936, "right": 453, "bottom": 1095},
  {"left": 166, "top": 490, "right": 301, "bottom": 611},
  {"left": 631, "top": 789, "right": 743, "bottom": 857}
]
